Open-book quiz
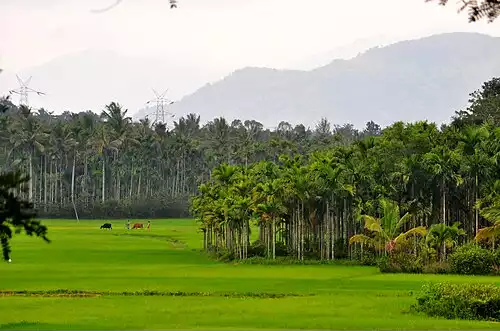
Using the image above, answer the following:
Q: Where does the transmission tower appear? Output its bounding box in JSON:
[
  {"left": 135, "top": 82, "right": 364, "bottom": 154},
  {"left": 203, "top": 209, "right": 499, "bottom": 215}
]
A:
[
  {"left": 145, "top": 88, "right": 175, "bottom": 125},
  {"left": 9, "top": 75, "right": 45, "bottom": 107}
]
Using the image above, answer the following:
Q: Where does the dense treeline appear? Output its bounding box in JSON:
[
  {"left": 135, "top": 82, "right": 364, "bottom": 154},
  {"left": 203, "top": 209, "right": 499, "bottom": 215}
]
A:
[
  {"left": 0, "top": 96, "right": 378, "bottom": 219},
  {"left": 190, "top": 77, "right": 500, "bottom": 263}
]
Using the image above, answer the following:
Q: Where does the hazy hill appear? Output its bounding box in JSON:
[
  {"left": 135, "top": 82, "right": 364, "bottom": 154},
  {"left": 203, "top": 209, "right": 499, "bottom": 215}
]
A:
[
  {"left": 157, "top": 32, "right": 500, "bottom": 129},
  {"left": 2, "top": 32, "right": 500, "bottom": 129}
]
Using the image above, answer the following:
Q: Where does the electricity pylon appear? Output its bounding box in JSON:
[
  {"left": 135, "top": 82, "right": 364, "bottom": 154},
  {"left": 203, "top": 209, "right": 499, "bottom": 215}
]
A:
[
  {"left": 9, "top": 75, "right": 45, "bottom": 107},
  {"left": 145, "top": 88, "right": 175, "bottom": 126}
]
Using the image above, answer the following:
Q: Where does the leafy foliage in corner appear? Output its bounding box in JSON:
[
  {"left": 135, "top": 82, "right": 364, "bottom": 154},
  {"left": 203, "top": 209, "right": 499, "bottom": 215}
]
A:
[
  {"left": 413, "top": 282, "right": 500, "bottom": 321},
  {"left": 428, "top": 0, "right": 500, "bottom": 22},
  {"left": 0, "top": 171, "right": 50, "bottom": 261},
  {"left": 448, "top": 243, "right": 496, "bottom": 275}
]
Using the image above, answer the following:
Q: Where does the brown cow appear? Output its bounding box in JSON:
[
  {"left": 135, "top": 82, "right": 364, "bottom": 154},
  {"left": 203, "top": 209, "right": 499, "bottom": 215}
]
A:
[{"left": 131, "top": 222, "right": 144, "bottom": 229}]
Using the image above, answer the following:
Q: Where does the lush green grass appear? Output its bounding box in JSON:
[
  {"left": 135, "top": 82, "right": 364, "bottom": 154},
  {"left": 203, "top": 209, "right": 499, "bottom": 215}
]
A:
[{"left": 1, "top": 219, "right": 500, "bottom": 330}]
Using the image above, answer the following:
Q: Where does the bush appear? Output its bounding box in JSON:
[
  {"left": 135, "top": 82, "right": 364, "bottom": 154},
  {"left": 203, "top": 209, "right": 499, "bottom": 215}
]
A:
[
  {"left": 237, "top": 256, "right": 359, "bottom": 265},
  {"left": 247, "top": 240, "right": 266, "bottom": 257},
  {"left": 412, "top": 282, "right": 500, "bottom": 321},
  {"left": 208, "top": 250, "right": 235, "bottom": 262},
  {"left": 359, "top": 252, "right": 377, "bottom": 266},
  {"left": 494, "top": 248, "right": 500, "bottom": 266},
  {"left": 333, "top": 238, "right": 349, "bottom": 259},
  {"left": 422, "top": 261, "right": 451, "bottom": 274},
  {"left": 377, "top": 251, "right": 423, "bottom": 273},
  {"left": 448, "top": 244, "right": 495, "bottom": 275},
  {"left": 377, "top": 238, "right": 423, "bottom": 273},
  {"left": 351, "top": 246, "right": 377, "bottom": 266}
]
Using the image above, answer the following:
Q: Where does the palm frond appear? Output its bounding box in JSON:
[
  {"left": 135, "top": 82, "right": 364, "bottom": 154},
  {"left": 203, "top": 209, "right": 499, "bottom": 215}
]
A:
[
  {"left": 362, "top": 215, "right": 383, "bottom": 233},
  {"left": 394, "top": 226, "right": 428, "bottom": 243},
  {"left": 349, "top": 234, "right": 374, "bottom": 246},
  {"left": 395, "top": 212, "right": 413, "bottom": 233},
  {"left": 475, "top": 221, "right": 500, "bottom": 241}
]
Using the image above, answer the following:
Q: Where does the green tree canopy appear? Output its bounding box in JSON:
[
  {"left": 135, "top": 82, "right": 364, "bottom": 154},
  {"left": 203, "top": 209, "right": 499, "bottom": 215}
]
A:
[{"left": 453, "top": 77, "right": 500, "bottom": 127}]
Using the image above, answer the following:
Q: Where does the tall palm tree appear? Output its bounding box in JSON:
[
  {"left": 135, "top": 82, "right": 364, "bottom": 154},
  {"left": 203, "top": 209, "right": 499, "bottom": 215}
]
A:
[
  {"left": 423, "top": 145, "right": 463, "bottom": 226},
  {"left": 459, "top": 125, "right": 491, "bottom": 235},
  {"left": 8, "top": 108, "right": 48, "bottom": 202}
]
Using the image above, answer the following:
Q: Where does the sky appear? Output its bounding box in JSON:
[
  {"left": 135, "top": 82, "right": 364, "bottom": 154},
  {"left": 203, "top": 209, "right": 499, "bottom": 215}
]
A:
[{"left": 1, "top": 0, "right": 500, "bottom": 113}]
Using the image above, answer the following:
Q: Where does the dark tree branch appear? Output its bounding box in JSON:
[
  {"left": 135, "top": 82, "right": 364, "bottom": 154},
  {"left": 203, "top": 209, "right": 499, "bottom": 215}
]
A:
[{"left": 0, "top": 169, "right": 50, "bottom": 262}]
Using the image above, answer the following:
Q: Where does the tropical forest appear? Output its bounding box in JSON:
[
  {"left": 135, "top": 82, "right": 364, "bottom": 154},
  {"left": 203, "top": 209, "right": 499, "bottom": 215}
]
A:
[
  {"left": 4, "top": 64, "right": 500, "bottom": 331},
  {"left": 1, "top": 76, "right": 500, "bottom": 274}
]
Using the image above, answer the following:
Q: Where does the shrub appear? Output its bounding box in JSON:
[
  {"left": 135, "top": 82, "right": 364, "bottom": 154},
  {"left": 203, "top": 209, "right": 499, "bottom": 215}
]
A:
[
  {"left": 209, "top": 250, "right": 235, "bottom": 262},
  {"left": 412, "top": 282, "right": 500, "bottom": 321},
  {"left": 494, "top": 248, "right": 500, "bottom": 266},
  {"left": 334, "top": 238, "right": 349, "bottom": 259},
  {"left": 422, "top": 261, "right": 451, "bottom": 274},
  {"left": 448, "top": 244, "right": 495, "bottom": 275},
  {"left": 237, "top": 256, "right": 360, "bottom": 265},
  {"left": 359, "top": 252, "right": 377, "bottom": 266},
  {"left": 377, "top": 251, "right": 423, "bottom": 273},
  {"left": 351, "top": 246, "right": 377, "bottom": 266}
]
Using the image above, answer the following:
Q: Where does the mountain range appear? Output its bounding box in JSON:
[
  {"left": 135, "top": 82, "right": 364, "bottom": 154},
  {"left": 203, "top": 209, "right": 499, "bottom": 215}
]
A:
[
  {"left": 159, "top": 32, "right": 500, "bottom": 129},
  {"left": 2, "top": 32, "right": 500, "bottom": 129}
]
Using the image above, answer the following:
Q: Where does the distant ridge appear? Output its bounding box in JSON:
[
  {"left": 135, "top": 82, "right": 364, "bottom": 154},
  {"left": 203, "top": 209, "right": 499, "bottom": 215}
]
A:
[{"left": 155, "top": 32, "right": 500, "bottom": 128}]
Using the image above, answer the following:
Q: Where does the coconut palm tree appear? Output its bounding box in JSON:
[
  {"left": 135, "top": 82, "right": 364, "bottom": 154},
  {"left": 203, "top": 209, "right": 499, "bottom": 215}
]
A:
[
  {"left": 349, "top": 198, "right": 427, "bottom": 255},
  {"left": 426, "top": 222, "right": 466, "bottom": 261},
  {"left": 475, "top": 190, "right": 500, "bottom": 248}
]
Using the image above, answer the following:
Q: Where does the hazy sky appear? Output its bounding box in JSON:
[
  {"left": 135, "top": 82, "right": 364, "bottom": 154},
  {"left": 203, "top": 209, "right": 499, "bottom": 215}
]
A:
[
  {"left": 3, "top": 0, "right": 500, "bottom": 71},
  {"left": 1, "top": 0, "right": 500, "bottom": 114}
]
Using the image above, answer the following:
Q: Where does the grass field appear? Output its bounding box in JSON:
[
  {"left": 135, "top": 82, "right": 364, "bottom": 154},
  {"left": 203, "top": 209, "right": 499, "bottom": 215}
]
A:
[{"left": 1, "top": 219, "right": 500, "bottom": 330}]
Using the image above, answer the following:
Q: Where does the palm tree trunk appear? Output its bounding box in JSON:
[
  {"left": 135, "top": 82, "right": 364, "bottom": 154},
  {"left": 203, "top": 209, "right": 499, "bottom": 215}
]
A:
[
  {"left": 129, "top": 165, "right": 134, "bottom": 198},
  {"left": 137, "top": 170, "right": 141, "bottom": 197},
  {"left": 272, "top": 218, "right": 276, "bottom": 259},
  {"left": 475, "top": 174, "right": 479, "bottom": 235},
  {"left": 44, "top": 155, "right": 47, "bottom": 211},
  {"left": 29, "top": 151, "right": 33, "bottom": 201},
  {"left": 442, "top": 180, "right": 446, "bottom": 259},
  {"left": 102, "top": 157, "right": 106, "bottom": 203},
  {"left": 71, "top": 152, "right": 79, "bottom": 222}
]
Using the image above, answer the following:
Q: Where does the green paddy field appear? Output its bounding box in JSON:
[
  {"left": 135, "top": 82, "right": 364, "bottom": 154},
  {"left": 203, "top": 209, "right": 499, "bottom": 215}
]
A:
[{"left": 1, "top": 219, "right": 500, "bottom": 330}]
